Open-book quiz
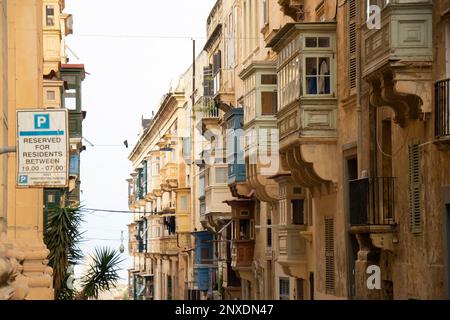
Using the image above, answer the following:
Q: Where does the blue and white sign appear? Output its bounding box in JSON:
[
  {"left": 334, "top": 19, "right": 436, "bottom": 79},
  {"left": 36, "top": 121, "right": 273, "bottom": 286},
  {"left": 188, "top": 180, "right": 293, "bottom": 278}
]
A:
[{"left": 17, "top": 109, "right": 69, "bottom": 188}]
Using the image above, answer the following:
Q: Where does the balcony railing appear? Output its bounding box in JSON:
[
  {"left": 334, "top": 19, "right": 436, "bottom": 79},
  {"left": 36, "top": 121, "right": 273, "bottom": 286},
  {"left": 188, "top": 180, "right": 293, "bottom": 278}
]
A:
[
  {"left": 435, "top": 78, "right": 450, "bottom": 139},
  {"left": 349, "top": 177, "right": 396, "bottom": 226},
  {"left": 197, "top": 96, "right": 219, "bottom": 119}
]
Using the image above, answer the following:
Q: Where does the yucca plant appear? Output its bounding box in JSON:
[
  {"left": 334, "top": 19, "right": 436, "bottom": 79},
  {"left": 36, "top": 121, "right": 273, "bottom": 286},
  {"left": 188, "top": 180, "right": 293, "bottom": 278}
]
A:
[
  {"left": 44, "top": 206, "right": 84, "bottom": 299},
  {"left": 77, "top": 247, "right": 124, "bottom": 300}
]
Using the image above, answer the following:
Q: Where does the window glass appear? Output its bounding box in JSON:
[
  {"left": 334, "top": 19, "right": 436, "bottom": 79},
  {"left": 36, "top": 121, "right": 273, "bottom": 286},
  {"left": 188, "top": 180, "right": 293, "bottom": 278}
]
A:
[
  {"left": 305, "top": 37, "right": 317, "bottom": 48},
  {"left": 239, "top": 220, "right": 250, "bottom": 240},
  {"left": 46, "top": 5, "right": 55, "bottom": 27},
  {"left": 261, "top": 74, "right": 277, "bottom": 85},
  {"left": 292, "top": 199, "right": 305, "bottom": 225},
  {"left": 180, "top": 196, "right": 187, "bottom": 211},
  {"left": 64, "top": 89, "right": 77, "bottom": 110},
  {"left": 215, "top": 167, "right": 227, "bottom": 184},
  {"left": 279, "top": 278, "right": 290, "bottom": 300},
  {"left": 305, "top": 57, "right": 331, "bottom": 95}
]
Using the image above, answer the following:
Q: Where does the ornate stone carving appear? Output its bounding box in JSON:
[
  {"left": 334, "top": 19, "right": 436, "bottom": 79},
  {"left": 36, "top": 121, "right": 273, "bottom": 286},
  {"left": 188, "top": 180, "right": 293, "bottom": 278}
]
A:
[{"left": 369, "top": 72, "right": 423, "bottom": 127}]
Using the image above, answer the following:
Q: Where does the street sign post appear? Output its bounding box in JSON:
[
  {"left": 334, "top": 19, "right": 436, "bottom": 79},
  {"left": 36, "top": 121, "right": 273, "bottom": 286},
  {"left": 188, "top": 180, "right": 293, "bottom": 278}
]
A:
[{"left": 16, "top": 109, "right": 69, "bottom": 188}]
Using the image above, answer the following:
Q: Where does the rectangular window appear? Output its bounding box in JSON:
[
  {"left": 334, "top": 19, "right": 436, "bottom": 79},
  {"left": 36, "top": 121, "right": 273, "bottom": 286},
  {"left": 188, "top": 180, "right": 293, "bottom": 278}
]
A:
[
  {"left": 279, "top": 278, "right": 290, "bottom": 300},
  {"left": 267, "top": 219, "right": 272, "bottom": 247},
  {"left": 296, "top": 279, "right": 305, "bottom": 300},
  {"left": 305, "top": 57, "right": 331, "bottom": 95},
  {"left": 263, "top": 0, "right": 269, "bottom": 25},
  {"left": 239, "top": 220, "right": 250, "bottom": 240},
  {"left": 46, "top": 5, "right": 55, "bottom": 27},
  {"left": 180, "top": 196, "right": 187, "bottom": 211},
  {"left": 199, "top": 175, "right": 205, "bottom": 197},
  {"left": 261, "top": 74, "right": 277, "bottom": 85},
  {"left": 215, "top": 167, "right": 227, "bottom": 184},
  {"left": 291, "top": 200, "right": 305, "bottom": 225},
  {"left": 64, "top": 89, "right": 77, "bottom": 110},
  {"left": 201, "top": 248, "right": 210, "bottom": 264},
  {"left": 261, "top": 91, "right": 277, "bottom": 115},
  {"left": 305, "top": 37, "right": 330, "bottom": 48}
]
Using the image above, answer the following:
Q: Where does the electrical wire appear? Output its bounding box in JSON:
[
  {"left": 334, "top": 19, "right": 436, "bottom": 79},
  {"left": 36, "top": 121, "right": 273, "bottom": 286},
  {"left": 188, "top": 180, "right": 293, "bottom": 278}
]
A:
[{"left": 82, "top": 208, "right": 134, "bottom": 214}]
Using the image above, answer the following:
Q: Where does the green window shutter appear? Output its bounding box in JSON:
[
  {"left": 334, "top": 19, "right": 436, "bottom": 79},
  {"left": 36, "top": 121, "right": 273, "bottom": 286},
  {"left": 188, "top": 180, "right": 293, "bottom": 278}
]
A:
[
  {"left": 409, "top": 141, "right": 422, "bottom": 234},
  {"left": 325, "top": 217, "right": 335, "bottom": 295}
]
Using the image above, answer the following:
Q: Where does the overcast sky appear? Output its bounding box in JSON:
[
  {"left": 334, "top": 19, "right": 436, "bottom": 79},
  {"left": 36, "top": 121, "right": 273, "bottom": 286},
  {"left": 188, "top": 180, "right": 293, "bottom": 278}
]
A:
[{"left": 64, "top": 0, "right": 217, "bottom": 284}]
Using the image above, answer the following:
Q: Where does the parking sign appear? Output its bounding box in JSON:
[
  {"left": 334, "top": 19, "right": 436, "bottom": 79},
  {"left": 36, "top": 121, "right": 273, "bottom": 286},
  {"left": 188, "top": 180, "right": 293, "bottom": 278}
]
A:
[{"left": 16, "top": 109, "right": 69, "bottom": 188}]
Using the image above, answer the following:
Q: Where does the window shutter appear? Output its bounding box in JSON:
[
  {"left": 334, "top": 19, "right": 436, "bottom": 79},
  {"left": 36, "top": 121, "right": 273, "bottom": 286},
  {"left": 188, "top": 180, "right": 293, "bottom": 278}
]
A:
[
  {"left": 325, "top": 217, "right": 335, "bottom": 295},
  {"left": 409, "top": 141, "right": 422, "bottom": 234},
  {"left": 348, "top": 0, "right": 357, "bottom": 90},
  {"left": 143, "top": 161, "right": 148, "bottom": 196},
  {"left": 203, "top": 65, "right": 213, "bottom": 96}
]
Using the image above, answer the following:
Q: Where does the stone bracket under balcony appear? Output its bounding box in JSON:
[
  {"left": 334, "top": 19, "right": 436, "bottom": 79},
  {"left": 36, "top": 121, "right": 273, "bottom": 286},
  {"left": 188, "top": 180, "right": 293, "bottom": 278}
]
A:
[
  {"left": 247, "top": 163, "right": 280, "bottom": 203},
  {"left": 280, "top": 140, "right": 338, "bottom": 196},
  {"left": 278, "top": 0, "right": 304, "bottom": 21},
  {"left": 368, "top": 67, "right": 432, "bottom": 128}
]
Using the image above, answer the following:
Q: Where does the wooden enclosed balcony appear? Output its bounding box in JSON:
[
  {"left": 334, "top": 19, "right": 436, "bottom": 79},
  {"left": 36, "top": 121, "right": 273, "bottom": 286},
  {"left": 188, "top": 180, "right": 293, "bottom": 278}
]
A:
[{"left": 231, "top": 240, "right": 254, "bottom": 269}]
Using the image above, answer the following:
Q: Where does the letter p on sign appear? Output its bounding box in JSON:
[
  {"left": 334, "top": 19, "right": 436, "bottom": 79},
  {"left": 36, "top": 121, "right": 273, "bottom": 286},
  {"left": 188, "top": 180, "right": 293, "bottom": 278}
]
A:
[{"left": 34, "top": 114, "right": 50, "bottom": 129}]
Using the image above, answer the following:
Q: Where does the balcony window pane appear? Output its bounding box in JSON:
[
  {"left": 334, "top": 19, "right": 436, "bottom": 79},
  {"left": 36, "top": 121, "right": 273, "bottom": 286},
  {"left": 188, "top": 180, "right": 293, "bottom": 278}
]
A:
[
  {"left": 261, "top": 74, "right": 277, "bottom": 85},
  {"left": 305, "top": 37, "right": 317, "bottom": 48},
  {"left": 239, "top": 220, "right": 250, "bottom": 240},
  {"left": 261, "top": 91, "right": 277, "bottom": 115},
  {"left": 318, "top": 37, "right": 330, "bottom": 48},
  {"left": 64, "top": 89, "right": 77, "bottom": 110},
  {"left": 215, "top": 167, "right": 227, "bottom": 184},
  {"left": 305, "top": 57, "right": 331, "bottom": 95},
  {"left": 292, "top": 199, "right": 305, "bottom": 225},
  {"left": 46, "top": 5, "right": 55, "bottom": 27},
  {"left": 279, "top": 278, "right": 290, "bottom": 300},
  {"left": 180, "top": 196, "right": 187, "bottom": 211},
  {"left": 267, "top": 219, "right": 272, "bottom": 247}
]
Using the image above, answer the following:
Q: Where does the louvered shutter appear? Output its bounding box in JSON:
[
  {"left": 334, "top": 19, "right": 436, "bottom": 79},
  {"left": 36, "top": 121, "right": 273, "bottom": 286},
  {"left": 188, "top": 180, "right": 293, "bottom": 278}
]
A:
[
  {"left": 409, "top": 141, "right": 422, "bottom": 233},
  {"left": 325, "top": 217, "right": 335, "bottom": 295},
  {"left": 203, "top": 65, "right": 213, "bottom": 97},
  {"left": 348, "top": 0, "right": 357, "bottom": 90},
  {"left": 143, "top": 160, "right": 148, "bottom": 196}
]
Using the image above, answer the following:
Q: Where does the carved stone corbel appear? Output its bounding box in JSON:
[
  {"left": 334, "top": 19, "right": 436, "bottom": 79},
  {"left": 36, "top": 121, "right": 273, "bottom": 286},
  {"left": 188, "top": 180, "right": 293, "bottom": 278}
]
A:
[{"left": 369, "top": 68, "right": 428, "bottom": 128}]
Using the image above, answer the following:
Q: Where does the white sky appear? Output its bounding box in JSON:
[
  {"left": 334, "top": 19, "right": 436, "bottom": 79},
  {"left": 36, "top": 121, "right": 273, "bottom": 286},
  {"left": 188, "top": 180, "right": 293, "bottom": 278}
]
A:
[{"left": 64, "top": 0, "right": 217, "bottom": 284}]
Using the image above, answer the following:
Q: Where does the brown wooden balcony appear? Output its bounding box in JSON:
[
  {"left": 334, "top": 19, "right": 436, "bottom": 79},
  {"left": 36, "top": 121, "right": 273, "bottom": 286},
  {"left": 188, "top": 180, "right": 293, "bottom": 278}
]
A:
[
  {"left": 435, "top": 78, "right": 450, "bottom": 141},
  {"left": 231, "top": 240, "right": 254, "bottom": 269},
  {"left": 349, "top": 177, "right": 396, "bottom": 230}
]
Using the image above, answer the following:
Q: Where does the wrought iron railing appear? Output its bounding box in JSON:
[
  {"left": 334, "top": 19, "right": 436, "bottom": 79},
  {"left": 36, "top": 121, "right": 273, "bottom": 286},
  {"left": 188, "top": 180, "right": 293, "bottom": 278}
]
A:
[
  {"left": 349, "top": 177, "right": 396, "bottom": 226},
  {"left": 435, "top": 78, "right": 450, "bottom": 139}
]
